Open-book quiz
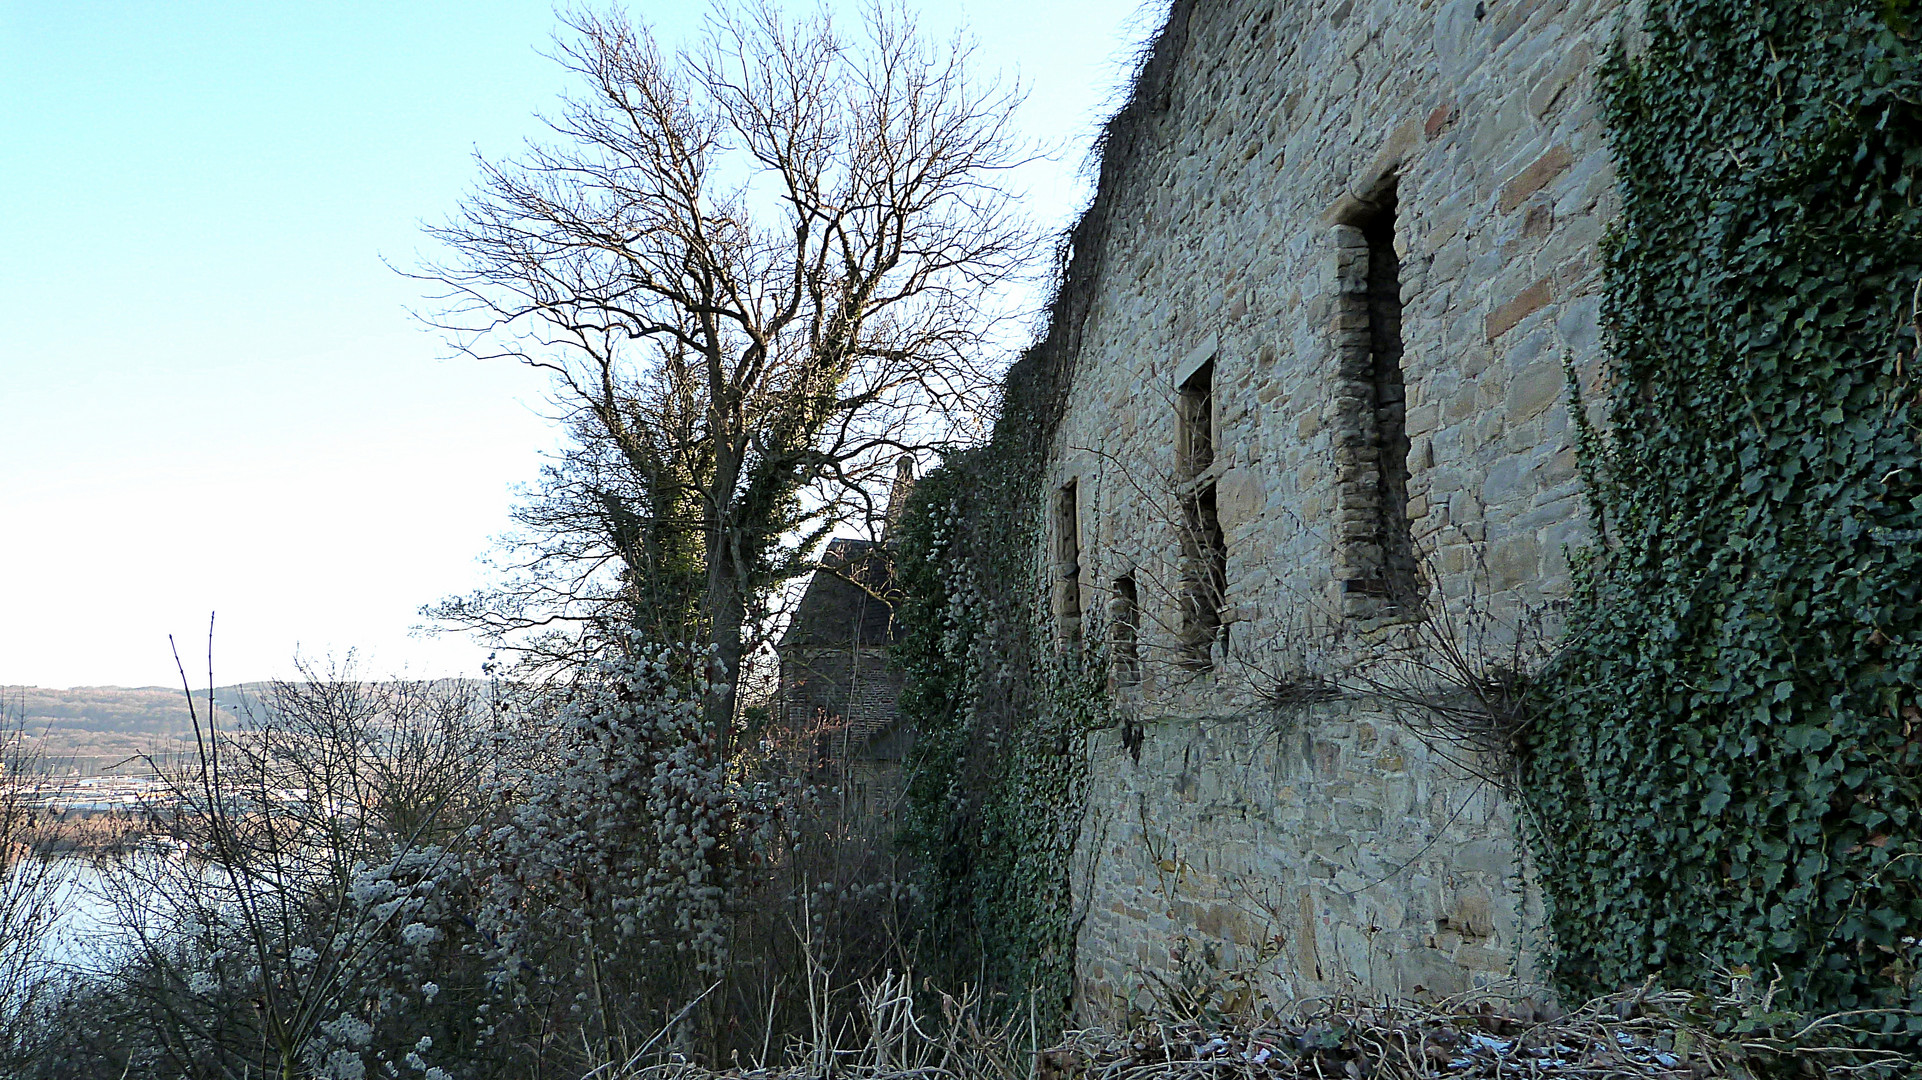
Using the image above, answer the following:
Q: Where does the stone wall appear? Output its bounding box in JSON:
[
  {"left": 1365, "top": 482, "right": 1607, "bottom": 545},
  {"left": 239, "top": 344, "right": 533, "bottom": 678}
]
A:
[
  {"left": 1043, "top": 0, "right": 1626, "bottom": 1017},
  {"left": 777, "top": 644, "right": 912, "bottom": 827},
  {"left": 1074, "top": 704, "right": 1543, "bottom": 1015},
  {"left": 777, "top": 646, "right": 907, "bottom": 751}
]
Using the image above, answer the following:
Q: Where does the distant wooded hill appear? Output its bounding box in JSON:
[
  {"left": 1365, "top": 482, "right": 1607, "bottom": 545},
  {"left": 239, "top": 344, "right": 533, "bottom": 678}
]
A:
[{"left": 3, "top": 684, "right": 261, "bottom": 775}]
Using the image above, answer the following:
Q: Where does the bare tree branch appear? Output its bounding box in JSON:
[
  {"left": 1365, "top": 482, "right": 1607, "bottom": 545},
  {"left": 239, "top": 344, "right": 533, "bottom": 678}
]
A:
[{"left": 411, "top": 3, "right": 1037, "bottom": 723}]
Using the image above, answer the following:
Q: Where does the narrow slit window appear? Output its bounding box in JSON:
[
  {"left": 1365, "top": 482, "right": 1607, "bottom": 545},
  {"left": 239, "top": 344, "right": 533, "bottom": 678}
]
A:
[
  {"left": 1176, "top": 359, "right": 1227, "bottom": 670},
  {"left": 1333, "top": 181, "right": 1420, "bottom": 618},
  {"left": 1111, "top": 574, "right": 1140, "bottom": 688},
  {"left": 1056, "top": 479, "right": 1083, "bottom": 647},
  {"left": 1178, "top": 361, "right": 1214, "bottom": 481}
]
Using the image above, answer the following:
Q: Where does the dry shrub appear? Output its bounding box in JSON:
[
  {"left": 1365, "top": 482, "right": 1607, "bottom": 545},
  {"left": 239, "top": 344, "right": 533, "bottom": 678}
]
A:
[
  {"left": 1047, "top": 981, "right": 1913, "bottom": 1080},
  {"left": 597, "top": 975, "right": 1916, "bottom": 1080},
  {"left": 600, "top": 970, "right": 1036, "bottom": 1080}
]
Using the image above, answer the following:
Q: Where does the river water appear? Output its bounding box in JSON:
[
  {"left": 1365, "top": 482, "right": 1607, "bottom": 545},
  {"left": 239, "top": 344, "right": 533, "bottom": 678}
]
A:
[{"left": 11, "top": 854, "right": 193, "bottom": 979}]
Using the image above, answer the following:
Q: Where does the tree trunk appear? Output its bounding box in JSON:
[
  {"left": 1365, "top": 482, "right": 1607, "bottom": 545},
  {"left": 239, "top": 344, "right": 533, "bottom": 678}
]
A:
[
  {"left": 703, "top": 545, "right": 747, "bottom": 739},
  {"left": 703, "top": 427, "right": 748, "bottom": 737}
]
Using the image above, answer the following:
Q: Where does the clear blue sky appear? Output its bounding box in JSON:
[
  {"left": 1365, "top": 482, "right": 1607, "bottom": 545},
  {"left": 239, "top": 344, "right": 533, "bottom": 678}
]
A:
[{"left": 0, "top": 1, "right": 1159, "bottom": 689}]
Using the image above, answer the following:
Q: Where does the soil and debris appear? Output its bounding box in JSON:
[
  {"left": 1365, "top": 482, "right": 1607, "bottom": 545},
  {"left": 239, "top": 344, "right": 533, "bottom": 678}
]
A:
[
  {"left": 1040, "top": 985, "right": 1914, "bottom": 1079},
  {"left": 604, "top": 977, "right": 1915, "bottom": 1080}
]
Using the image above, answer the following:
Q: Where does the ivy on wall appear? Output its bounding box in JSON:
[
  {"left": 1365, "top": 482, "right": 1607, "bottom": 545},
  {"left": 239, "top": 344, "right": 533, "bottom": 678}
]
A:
[
  {"left": 890, "top": 0, "right": 1196, "bottom": 1024},
  {"left": 1527, "top": 0, "right": 1922, "bottom": 1032},
  {"left": 891, "top": 422, "right": 1103, "bottom": 1026},
  {"left": 897, "top": 0, "right": 1922, "bottom": 1042}
]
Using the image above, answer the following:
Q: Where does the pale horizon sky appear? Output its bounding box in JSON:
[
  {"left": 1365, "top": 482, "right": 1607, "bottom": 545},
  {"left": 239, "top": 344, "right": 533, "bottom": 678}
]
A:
[{"left": 0, "top": 0, "right": 1161, "bottom": 689}]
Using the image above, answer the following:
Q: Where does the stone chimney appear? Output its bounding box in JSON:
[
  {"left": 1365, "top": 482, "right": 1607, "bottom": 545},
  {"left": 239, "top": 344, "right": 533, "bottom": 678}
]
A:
[{"left": 882, "top": 454, "right": 916, "bottom": 537}]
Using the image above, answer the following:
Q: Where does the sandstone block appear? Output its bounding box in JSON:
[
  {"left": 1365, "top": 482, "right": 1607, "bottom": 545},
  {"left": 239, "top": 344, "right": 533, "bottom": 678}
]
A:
[
  {"left": 1453, "top": 838, "right": 1516, "bottom": 878},
  {"left": 1486, "top": 532, "right": 1542, "bottom": 592},
  {"left": 1499, "top": 145, "right": 1573, "bottom": 212},
  {"left": 1396, "top": 946, "right": 1472, "bottom": 997},
  {"left": 1485, "top": 277, "right": 1552, "bottom": 340},
  {"left": 1528, "top": 43, "right": 1593, "bottom": 119},
  {"left": 1451, "top": 943, "right": 1513, "bottom": 975},
  {"left": 1505, "top": 359, "right": 1565, "bottom": 423},
  {"left": 1556, "top": 292, "right": 1602, "bottom": 354}
]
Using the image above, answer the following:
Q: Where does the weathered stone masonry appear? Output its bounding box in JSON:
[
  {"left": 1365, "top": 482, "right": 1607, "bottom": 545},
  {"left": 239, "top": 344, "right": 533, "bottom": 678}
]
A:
[
  {"left": 777, "top": 537, "right": 913, "bottom": 819},
  {"left": 1042, "top": 0, "right": 1624, "bottom": 1016}
]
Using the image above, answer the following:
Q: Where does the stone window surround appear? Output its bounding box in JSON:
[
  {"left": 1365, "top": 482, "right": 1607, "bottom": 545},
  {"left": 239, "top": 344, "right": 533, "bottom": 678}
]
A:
[
  {"left": 1328, "top": 175, "right": 1422, "bottom": 622},
  {"left": 1109, "top": 571, "right": 1142, "bottom": 690},
  {"left": 1174, "top": 342, "right": 1228, "bottom": 670},
  {"left": 1054, "top": 477, "right": 1085, "bottom": 648}
]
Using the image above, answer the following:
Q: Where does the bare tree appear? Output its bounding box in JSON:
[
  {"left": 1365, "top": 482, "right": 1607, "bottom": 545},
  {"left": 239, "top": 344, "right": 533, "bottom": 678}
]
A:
[{"left": 416, "top": 2, "right": 1036, "bottom": 723}]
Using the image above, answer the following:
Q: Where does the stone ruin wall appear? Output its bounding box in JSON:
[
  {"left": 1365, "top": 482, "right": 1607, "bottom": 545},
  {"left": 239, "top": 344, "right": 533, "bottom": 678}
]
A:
[
  {"left": 778, "top": 647, "right": 908, "bottom": 744},
  {"left": 1046, "top": 0, "right": 1625, "bottom": 1018},
  {"left": 777, "top": 646, "right": 912, "bottom": 823}
]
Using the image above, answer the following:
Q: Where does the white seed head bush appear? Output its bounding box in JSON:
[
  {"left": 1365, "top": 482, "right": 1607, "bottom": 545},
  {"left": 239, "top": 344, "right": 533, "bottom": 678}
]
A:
[{"left": 469, "top": 640, "right": 780, "bottom": 1040}]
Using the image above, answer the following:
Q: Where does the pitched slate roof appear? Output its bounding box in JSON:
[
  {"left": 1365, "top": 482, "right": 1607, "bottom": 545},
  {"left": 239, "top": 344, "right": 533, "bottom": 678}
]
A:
[{"left": 779, "top": 538, "right": 899, "bottom": 649}]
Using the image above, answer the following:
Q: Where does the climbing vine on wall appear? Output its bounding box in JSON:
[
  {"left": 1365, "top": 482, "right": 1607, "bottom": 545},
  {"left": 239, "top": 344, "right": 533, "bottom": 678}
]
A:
[
  {"left": 892, "top": 419, "right": 1106, "bottom": 1028},
  {"left": 1527, "top": 0, "right": 1922, "bottom": 1032},
  {"left": 890, "top": 0, "right": 1194, "bottom": 1028}
]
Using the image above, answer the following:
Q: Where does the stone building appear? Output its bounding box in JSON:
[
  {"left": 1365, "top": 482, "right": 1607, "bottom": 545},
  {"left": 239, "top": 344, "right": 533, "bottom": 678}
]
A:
[
  {"left": 1033, "top": 0, "right": 1624, "bottom": 1016},
  {"left": 775, "top": 536, "right": 911, "bottom": 817}
]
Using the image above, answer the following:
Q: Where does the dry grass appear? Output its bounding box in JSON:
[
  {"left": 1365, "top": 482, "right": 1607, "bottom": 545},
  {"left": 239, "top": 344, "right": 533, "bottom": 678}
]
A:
[
  {"left": 594, "top": 971, "right": 1034, "bottom": 1080},
  {"left": 1042, "top": 983, "right": 1913, "bottom": 1079},
  {"left": 597, "top": 975, "right": 1916, "bottom": 1080}
]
